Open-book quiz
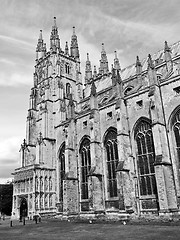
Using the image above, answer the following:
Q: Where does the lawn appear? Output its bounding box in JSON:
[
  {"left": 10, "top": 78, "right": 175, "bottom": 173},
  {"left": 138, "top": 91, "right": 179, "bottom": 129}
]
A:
[{"left": 0, "top": 218, "right": 179, "bottom": 240}]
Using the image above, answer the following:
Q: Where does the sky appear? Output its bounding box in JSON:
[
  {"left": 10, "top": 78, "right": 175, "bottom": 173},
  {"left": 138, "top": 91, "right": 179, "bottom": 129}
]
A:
[{"left": 1, "top": 0, "right": 180, "bottom": 183}]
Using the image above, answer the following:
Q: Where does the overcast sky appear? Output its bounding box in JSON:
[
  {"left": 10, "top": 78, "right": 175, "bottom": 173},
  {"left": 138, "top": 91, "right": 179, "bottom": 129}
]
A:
[{"left": 1, "top": 0, "right": 180, "bottom": 183}]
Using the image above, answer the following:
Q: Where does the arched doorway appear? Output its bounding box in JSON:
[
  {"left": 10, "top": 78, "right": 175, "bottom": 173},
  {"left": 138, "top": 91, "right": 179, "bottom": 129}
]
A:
[{"left": 19, "top": 198, "right": 28, "bottom": 220}]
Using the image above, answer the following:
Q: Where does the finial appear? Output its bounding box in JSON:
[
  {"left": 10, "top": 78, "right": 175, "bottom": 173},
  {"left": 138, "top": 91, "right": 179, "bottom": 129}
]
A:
[
  {"left": 65, "top": 41, "right": 69, "bottom": 55},
  {"left": 73, "top": 26, "right": 75, "bottom": 35},
  {"left": 38, "top": 30, "right": 43, "bottom": 41},
  {"left": 114, "top": 50, "right": 117, "bottom": 59},
  {"left": 53, "top": 17, "right": 57, "bottom": 27},
  {"left": 164, "top": 40, "right": 171, "bottom": 52},
  {"left": 87, "top": 53, "right": 89, "bottom": 61},
  {"left": 102, "top": 43, "right": 105, "bottom": 51},
  {"left": 136, "top": 56, "right": 142, "bottom": 67}
]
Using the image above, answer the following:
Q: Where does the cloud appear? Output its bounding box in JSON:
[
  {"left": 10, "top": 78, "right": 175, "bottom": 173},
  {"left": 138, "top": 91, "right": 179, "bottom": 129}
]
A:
[
  {"left": 0, "top": 34, "right": 34, "bottom": 49},
  {"left": 0, "top": 136, "right": 22, "bottom": 179},
  {"left": 0, "top": 136, "right": 21, "bottom": 162}
]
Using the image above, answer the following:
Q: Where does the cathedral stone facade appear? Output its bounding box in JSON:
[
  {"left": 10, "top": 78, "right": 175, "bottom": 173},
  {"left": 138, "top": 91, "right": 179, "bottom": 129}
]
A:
[{"left": 12, "top": 18, "right": 180, "bottom": 220}]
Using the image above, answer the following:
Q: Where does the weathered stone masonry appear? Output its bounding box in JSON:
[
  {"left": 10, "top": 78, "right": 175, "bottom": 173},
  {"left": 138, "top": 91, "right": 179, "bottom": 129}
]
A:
[{"left": 12, "top": 18, "right": 180, "bottom": 220}]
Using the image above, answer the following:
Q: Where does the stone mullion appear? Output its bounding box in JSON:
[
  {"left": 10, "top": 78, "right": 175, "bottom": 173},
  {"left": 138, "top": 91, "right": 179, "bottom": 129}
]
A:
[{"left": 116, "top": 99, "right": 134, "bottom": 213}]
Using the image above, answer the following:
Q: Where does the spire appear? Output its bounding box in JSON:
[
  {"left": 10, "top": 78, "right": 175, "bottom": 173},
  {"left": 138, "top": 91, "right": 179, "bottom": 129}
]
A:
[
  {"left": 93, "top": 65, "right": 97, "bottom": 78},
  {"left": 135, "top": 56, "right": 142, "bottom": 75},
  {"left": 99, "top": 43, "right": 109, "bottom": 75},
  {"left": 85, "top": 53, "right": 92, "bottom": 84},
  {"left": 65, "top": 41, "right": 69, "bottom": 55},
  {"left": 36, "top": 30, "right": 46, "bottom": 60},
  {"left": 50, "top": 17, "right": 60, "bottom": 53},
  {"left": 70, "top": 26, "right": 80, "bottom": 59},
  {"left": 114, "top": 51, "right": 121, "bottom": 70}
]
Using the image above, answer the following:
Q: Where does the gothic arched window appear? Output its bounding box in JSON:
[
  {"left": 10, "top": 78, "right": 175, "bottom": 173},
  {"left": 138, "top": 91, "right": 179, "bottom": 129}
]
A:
[
  {"left": 104, "top": 129, "right": 119, "bottom": 198},
  {"left": 171, "top": 109, "right": 180, "bottom": 166},
  {"left": 49, "top": 177, "right": 52, "bottom": 191},
  {"left": 59, "top": 143, "right": 65, "bottom": 201},
  {"left": 134, "top": 119, "right": 157, "bottom": 196},
  {"left": 45, "top": 177, "right": 48, "bottom": 191},
  {"left": 66, "top": 83, "right": 71, "bottom": 98},
  {"left": 65, "top": 63, "right": 70, "bottom": 74},
  {"left": 80, "top": 138, "right": 91, "bottom": 200}
]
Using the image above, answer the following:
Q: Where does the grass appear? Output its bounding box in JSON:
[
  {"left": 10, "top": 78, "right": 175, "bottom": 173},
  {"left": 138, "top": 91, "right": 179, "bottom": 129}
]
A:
[{"left": 0, "top": 218, "right": 179, "bottom": 240}]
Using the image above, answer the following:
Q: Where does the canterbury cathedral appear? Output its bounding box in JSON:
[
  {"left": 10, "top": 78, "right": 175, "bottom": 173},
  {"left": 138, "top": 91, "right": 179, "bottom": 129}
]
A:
[{"left": 12, "top": 17, "right": 180, "bottom": 220}]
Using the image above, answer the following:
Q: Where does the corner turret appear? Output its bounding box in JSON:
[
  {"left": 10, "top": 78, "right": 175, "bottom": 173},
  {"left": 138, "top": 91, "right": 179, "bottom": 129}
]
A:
[{"left": 36, "top": 30, "right": 46, "bottom": 60}]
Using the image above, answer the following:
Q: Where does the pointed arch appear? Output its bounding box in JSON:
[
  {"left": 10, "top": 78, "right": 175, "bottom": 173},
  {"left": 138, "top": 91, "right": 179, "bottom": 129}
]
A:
[
  {"left": 133, "top": 117, "right": 157, "bottom": 196},
  {"left": 103, "top": 127, "right": 119, "bottom": 198},
  {"left": 79, "top": 136, "right": 91, "bottom": 200},
  {"left": 169, "top": 105, "right": 180, "bottom": 168}
]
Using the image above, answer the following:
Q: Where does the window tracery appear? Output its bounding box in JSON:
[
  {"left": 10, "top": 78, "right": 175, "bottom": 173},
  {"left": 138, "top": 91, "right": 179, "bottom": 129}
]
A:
[
  {"left": 80, "top": 138, "right": 91, "bottom": 200},
  {"left": 135, "top": 119, "right": 157, "bottom": 196},
  {"left": 171, "top": 109, "right": 180, "bottom": 166},
  {"left": 59, "top": 143, "right": 65, "bottom": 201},
  {"left": 104, "top": 129, "right": 119, "bottom": 198}
]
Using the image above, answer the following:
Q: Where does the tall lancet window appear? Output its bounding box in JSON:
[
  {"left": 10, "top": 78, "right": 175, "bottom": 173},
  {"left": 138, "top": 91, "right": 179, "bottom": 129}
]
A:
[
  {"left": 104, "top": 129, "right": 119, "bottom": 198},
  {"left": 66, "top": 83, "right": 71, "bottom": 98},
  {"left": 171, "top": 108, "right": 180, "bottom": 167},
  {"left": 59, "top": 143, "right": 65, "bottom": 201},
  {"left": 134, "top": 119, "right": 157, "bottom": 196},
  {"left": 80, "top": 138, "right": 91, "bottom": 200}
]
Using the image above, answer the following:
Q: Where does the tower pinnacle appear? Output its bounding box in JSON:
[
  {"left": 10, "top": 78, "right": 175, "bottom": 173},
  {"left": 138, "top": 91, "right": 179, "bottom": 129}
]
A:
[
  {"left": 70, "top": 26, "right": 80, "bottom": 60},
  {"left": 65, "top": 41, "right": 69, "bottom": 55},
  {"left": 99, "top": 43, "right": 109, "bottom": 75},
  {"left": 50, "top": 17, "right": 60, "bottom": 53},
  {"left": 114, "top": 51, "right": 121, "bottom": 71},
  {"left": 85, "top": 53, "right": 92, "bottom": 84},
  {"left": 136, "top": 56, "right": 142, "bottom": 75},
  {"left": 36, "top": 30, "right": 46, "bottom": 60}
]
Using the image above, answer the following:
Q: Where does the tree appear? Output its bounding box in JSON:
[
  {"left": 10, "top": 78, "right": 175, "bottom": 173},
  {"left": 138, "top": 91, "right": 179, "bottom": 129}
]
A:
[{"left": 0, "top": 183, "right": 13, "bottom": 216}]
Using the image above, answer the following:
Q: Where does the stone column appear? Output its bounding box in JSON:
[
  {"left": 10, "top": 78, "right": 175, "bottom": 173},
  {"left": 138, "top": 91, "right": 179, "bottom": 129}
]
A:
[
  {"left": 115, "top": 98, "right": 134, "bottom": 213},
  {"left": 149, "top": 92, "right": 178, "bottom": 213},
  {"left": 63, "top": 120, "right": 79, "bottom": 214},
  {"left": 88, "top": 109, "right": 104, "bottom": 212}
]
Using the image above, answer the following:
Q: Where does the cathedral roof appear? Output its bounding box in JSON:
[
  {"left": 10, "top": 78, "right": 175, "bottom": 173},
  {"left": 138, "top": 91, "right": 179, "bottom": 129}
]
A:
[
  {"left": 121, "top": 40, "right": 180, "bottom": 80},
  {"left": 83, "top": 40, "right": 180, "bottom": 99}
]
